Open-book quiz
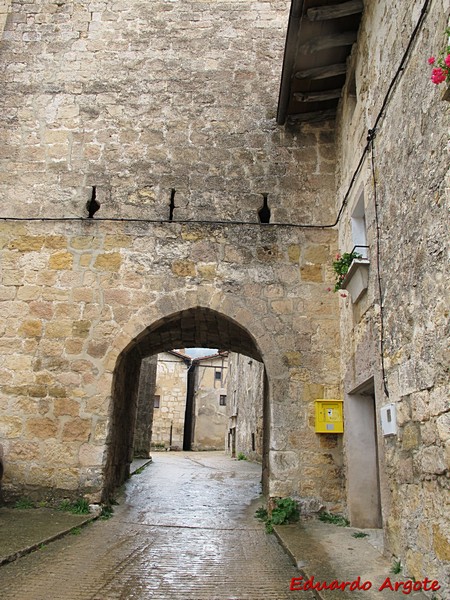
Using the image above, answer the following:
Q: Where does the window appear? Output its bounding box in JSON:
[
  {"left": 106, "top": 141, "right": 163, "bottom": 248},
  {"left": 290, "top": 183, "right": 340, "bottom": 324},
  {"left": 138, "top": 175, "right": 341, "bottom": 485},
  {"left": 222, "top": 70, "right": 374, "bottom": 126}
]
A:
[
  {"left": 351, "top": 192, "right": 368, "bottom": 258},
  {"left": 215, "top": 370, "right": 222, "bottom": 382},
  {"left": 219, "top": 395, "right": 226, "bottom": 406},
  {"left": 154, "top": 395, "right": 160, "bottom": 409}
]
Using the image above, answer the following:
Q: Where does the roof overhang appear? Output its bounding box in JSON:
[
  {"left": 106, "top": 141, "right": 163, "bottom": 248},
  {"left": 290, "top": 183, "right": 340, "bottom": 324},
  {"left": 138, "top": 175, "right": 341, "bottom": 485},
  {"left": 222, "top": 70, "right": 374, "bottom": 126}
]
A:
[{"left": 277, "top": 0, "right": 363, "bottom": 125}]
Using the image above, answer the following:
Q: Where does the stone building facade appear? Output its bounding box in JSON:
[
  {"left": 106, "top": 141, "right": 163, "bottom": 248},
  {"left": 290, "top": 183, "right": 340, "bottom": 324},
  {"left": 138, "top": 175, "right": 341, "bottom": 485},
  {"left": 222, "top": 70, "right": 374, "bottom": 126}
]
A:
[
  {"left": 152, "top": 351, "right": 190, "bottom": 450},
  {"left": 0, "top": 0, "right": 448, "bottom": 593},
  {"left": 0, "top": 0, "right": 342, "bottom": 510},
  {"left": 226, "top": 352, "right": 265, "bottom": 462},
  {"left": 190, "top": 352, "right": 228, "bottom": 451},
  {"left": 332, "top": 0, "right": 449, "bottom": 591}
]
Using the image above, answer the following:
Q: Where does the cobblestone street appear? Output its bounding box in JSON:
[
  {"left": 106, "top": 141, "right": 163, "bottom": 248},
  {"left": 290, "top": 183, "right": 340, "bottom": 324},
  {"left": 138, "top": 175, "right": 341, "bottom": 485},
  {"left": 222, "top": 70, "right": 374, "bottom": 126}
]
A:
[{"left": 0, "top": 452, "right": 313, "bottom": 600}]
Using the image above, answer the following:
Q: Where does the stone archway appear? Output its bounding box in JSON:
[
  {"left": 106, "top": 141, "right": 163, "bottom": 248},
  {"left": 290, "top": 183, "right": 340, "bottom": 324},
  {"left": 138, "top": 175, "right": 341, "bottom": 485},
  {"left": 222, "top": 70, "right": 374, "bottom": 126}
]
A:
[{"left": 102, "top": 306, "right": 267, "bottom": 501}]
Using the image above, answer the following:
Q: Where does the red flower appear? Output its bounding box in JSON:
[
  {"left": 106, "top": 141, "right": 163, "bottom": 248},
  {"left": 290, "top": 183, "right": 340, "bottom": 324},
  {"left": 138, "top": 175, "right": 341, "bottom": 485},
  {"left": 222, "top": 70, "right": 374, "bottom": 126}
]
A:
[
  {"left": 428, "top": 56, "right": 436, "bottom": 65},
  {"left": 445, "top": 54, "right": 450, "bottom": 68},
  {"left": 431, "top": 67, "right": 447, "bottom": 84}
]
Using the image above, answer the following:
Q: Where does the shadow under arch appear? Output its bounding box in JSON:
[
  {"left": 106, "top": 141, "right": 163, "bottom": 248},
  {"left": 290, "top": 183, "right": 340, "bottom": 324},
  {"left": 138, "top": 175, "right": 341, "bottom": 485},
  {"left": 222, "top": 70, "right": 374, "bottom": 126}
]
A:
[{"left": 103, "top": 307, "right": 268, "bottom": 501}]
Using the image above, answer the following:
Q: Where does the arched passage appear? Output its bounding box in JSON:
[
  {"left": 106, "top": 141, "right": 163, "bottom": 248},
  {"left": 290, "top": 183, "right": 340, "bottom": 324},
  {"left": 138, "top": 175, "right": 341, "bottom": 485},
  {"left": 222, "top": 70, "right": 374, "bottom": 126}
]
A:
[{"left": 103, "top": 307, "right": 268, "bottom": 501}]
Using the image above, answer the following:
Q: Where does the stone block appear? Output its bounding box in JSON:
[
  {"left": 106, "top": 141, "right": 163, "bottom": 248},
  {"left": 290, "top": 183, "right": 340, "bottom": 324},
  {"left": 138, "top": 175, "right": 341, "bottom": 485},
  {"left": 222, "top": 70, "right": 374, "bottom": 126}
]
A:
[
  {"left": 271, "top": 299, "right": 293, "bottom": 315},
  {"left": 53, "top": 468, "right": 80, "bottom": 489},
  {"left": 8, "top": 236, "right": 45, "bottom": 252},
  {"left": 40, "top": 440, "right": 78, "bottom": 466},
  {"left": 433, "top": 525, "right": 450, "bottom": 561},
  {"left": 302, "top": 244, "right": 329, "bottom": 264},
  {"left": 49, "top": 251, "right": 73, "bottom": 270},
  {"left": 94, "top": 252, "right": 122, "bottom": 271},
  {"left": 78, "top": 443, "right": 105, "bottom": 466},
  {"left": 26, "top": 466, "right": 56, "bottom": 486},
  {"left": 300, "top": 264, "right": 323, "bottom": 282},
  {"left": 401, "top": 422, "right": 421, "bottom": 451},
  {"left": 8, "top": 441, "right": 40, "bottom": 461},
  {"left": 25, "top": 417, "right": 57, "bottom": 439},
  {"left": 46, "top": 321, "right": 73, "bottom": 338},
  {"left": 62, "top": 418, "right": 92, "bottom": 442},
  {"left": 17, "top": 286, "right": 41, "bottom": 301},
  {"left": 70, "top": 236, "right": 97, "bottom": 250},
  {"left": 72, "top": 320, "right": 91, "bottom": 338},
  {"left": 436, "top": 412, "right": 450, "bottom": 443},
  {"left": 54, "top": 398, "right": 80, "bottom": 417},
  {"left": 420, "top": 446, "right": 447, "bottom": 474},
  {"left": 282, "top": 351, "right": 302, "bottom": 367},
  {"left": 44, "top": 235, "right": 68, "bottom": 249},
  {"left": 18, "top": 319, "right": 42, "bottom": 337},
  {"left": 104, "top": 235, "right": 132, "bottom": 250},
  {"left": 0, "top": 416, "right": 23, "bottom": 438},
  {"left": 171, "top": 260, "right": 196, "bottom": 277}
]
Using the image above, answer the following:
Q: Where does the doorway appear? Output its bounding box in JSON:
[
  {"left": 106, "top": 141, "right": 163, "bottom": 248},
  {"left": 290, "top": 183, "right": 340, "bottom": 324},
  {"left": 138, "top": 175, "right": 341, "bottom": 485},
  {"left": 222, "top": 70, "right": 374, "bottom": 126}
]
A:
[
  {"left": 345, "top": 379, "right": 382, "bottom": 528},
  {"left": 103, "top": 307, "right": 267, "bottom": 502}
]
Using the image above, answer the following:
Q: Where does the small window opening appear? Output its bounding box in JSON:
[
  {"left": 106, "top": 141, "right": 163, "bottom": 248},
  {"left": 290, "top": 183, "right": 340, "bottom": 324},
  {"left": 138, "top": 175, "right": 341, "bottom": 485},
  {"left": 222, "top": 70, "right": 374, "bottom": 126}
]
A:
[
  {"left": 351, "top": 192, "right": 368, "bottom": 258},
  {"left": 251, "top": 432, "right": 256, "bottom": 451},
  {"left": 86, "top": 186, "right": 100, "bottom": 218},
  {"left": 215, "top": 370, "right": 222, "bottom": 382},
  {"left": 258, "top": 193, "right": 271, "bottom": 224},
  {"left": 219, "top": 395, "right": 227, "bottom": 406},
  {"left": 169, "top": 188, "right": 176, "bottom": 221},
  {"left": 154, "top": 395, "right": 160, "bottom": 409}
]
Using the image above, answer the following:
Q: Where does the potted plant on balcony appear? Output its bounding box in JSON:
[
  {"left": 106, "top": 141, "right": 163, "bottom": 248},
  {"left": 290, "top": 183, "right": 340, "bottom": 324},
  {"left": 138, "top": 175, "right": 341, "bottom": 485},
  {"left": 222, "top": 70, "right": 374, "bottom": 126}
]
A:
[{"left": 332, "top": 251, "right": 370, "bottom": 302}]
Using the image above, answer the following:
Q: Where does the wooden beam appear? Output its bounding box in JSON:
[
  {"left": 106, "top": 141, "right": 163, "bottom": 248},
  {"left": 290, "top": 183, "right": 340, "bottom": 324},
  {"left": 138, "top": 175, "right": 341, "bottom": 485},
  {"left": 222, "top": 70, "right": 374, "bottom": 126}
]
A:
[
  {"left": 298, "top": 31, "right": 358, "bottom": 54},
  {"left": 294, "top": 89, "right": 342, "bottom": 102},
  {"left": 307, "top": 0, "right": 363, "bottom": 22},
  {"left": 287, "top": 108, "right": 337, "bottom": 123},
  {"left": 295, "top": 62, "right": 347, "bottom": 80}
]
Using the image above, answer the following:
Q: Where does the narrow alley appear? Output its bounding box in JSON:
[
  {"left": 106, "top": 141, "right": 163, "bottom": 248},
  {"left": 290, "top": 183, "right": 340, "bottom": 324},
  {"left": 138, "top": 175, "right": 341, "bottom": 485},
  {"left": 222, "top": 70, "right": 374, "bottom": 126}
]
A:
[{"left": 0, "top": 452, "right": 313, "bottom": 600}]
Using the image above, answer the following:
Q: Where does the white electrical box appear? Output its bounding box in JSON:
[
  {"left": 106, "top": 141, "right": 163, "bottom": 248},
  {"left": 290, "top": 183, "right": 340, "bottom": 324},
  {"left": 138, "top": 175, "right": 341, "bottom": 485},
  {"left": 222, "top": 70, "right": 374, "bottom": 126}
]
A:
[{"left": 380, "top": 403, "right": 397, "bottom": 436}]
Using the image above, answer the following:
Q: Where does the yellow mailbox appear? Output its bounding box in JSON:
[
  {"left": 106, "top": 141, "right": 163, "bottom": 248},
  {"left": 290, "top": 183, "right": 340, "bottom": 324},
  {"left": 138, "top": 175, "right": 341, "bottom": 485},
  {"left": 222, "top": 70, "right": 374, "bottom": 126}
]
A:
[{"left": 315, "top": 399, "right": 344, "bottom": 433}]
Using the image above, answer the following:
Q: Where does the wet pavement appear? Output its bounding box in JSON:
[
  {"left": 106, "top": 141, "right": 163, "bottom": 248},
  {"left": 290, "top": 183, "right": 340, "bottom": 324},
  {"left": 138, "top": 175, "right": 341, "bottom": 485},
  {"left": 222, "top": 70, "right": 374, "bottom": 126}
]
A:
[{"left": 0, "top": 452, "right": 314, "bottom": 600}]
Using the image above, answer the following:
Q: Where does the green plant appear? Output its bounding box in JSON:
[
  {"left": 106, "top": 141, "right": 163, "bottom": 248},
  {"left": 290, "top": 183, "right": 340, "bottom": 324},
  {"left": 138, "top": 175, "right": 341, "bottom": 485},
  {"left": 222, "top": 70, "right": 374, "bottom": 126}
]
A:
[
  {"left": 255, "top": 497, "right": 300, "bottom": 534},
  {"left": 58, "top": 498, "right": 90, "bottom": 515},
  {"left": 70, "top": 527, "right": 82, "bottom": 535},
  {"left": 318, "top": 511, "right": 350, "bottom": 527},
  {"left": 133, "top": 466, "right": 146, "bottom": 475},
  {"left": 352, "top": 531, "right": 369, "bottom": 538},
  {"left": 14, "top": 498, "right": 35, "bottom": 509},
  {"left": 391, "top": 559, "right": 402, "bottom": 574},
  {"left": 237, "top": 452, "right": 247, "bottom": 461},
  {"left": 331, "top": 251, "right": 362, "bottom": 292},
  {"left": 100, "top": 504, "right": 114, "bottom": 520},
  {"left": 255, "top": 506, "right": 268, "bottom": 522}
]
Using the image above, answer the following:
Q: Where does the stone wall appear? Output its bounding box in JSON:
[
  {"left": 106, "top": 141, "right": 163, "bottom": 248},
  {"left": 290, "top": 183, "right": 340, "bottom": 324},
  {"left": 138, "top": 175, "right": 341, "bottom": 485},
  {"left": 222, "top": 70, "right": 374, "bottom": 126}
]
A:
[
  {"left": 191, "top": 354, "right": 228, "bottom": 451},
  {"left": 133, "top": 355, "right": 157, "bottom": 457},
  {"left": 0, "top": 0, "right": 343, "bottom": 506},
  {"left": 0, "top": 0, "right": 10, "bottom": 39},
  {"left": 336, "top": 0, "right": 449, "bottom": 592},
  {"left": 226, "top": 352, "right": 265, "bottom": 462},
  {"left": 0, "top": 219, "right": 342, "bottom": 504},
  {"left": 0, "top": 0, "right": 335, "bottom": 226},
  {"left": 152, "top": 352, "right": 189, "bottom": 449}
]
